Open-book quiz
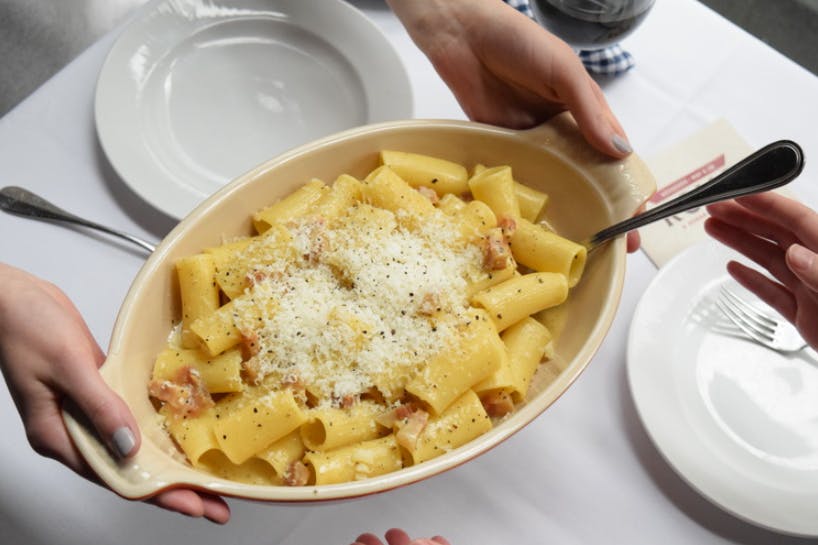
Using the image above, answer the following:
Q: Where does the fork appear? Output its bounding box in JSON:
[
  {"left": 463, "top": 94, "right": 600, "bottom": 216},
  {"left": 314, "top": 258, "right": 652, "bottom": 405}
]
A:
[{"left": 715, "top": 287, "right": 807, "bottom": 353}]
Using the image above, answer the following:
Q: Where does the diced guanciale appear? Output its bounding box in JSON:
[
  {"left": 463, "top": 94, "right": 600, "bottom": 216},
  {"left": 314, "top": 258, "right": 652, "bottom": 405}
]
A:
[
  {"left": 417, "top": 292, "right": 440, "bottom": 316},
  {"left": 481, "top": 228, "right": 513, "bottom": 271},
  {"left": 241, "top": 331, "right": 261, "bottom": 360},
  {"left": 480, "top": 390, "right": 515, "bottom": 418},
  {"left": 242, "top": 355, "right": 263, "bottom": 384},
  {"left": 283, "top": 460, "right": 310, "bottom": 486},
  {"left": 378, "top": 403, "right": 430, "bottom": 451},
  {"left": 148, "top": 366, "right": 214, "bottom": 419},
  {"left": 497, "top": 215, "right": 517, "bottom": 237},
  {"left": 417, "top": 186, "right": 440, "bottom": 205}
]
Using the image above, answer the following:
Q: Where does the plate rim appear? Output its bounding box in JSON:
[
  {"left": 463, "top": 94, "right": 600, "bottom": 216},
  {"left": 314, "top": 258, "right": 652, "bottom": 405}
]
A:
[
  {"left": 94, "top": 0, "right": 414, "bottom": 220},
  {"left": 627, "top": 239, "right": 818, "bottom": 538}
]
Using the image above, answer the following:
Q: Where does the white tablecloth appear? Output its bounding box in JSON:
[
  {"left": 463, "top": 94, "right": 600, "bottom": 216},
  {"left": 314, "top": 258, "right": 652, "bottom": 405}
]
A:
[{"left": 2, "top": 1, "right": 818, "bottom": 543}]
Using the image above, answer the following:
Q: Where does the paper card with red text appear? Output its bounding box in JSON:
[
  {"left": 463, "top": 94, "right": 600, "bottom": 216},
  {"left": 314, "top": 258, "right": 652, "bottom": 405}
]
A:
[{"left": 639, "top": 119, "right": 758, "bottom": 268}]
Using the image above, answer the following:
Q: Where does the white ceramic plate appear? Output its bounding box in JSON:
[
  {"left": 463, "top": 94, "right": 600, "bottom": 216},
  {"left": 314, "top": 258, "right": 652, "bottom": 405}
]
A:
[
  {"left": 95, "top": 0, "right": 413, "bottom": 219},
  {"left": 628, "top": 240, "right": 818, "bottom": 537}
]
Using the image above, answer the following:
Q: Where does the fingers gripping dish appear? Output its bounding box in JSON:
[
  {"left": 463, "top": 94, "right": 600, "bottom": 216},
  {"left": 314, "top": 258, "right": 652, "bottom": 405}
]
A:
[{"left": 148, "top": 150, "right": 587, "bottom": 487}]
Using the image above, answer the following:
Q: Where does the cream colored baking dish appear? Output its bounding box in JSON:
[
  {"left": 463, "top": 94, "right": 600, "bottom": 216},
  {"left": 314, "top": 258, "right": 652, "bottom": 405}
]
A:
[{"left": 64, "top": 114, "right": 655, "bottom": 502}]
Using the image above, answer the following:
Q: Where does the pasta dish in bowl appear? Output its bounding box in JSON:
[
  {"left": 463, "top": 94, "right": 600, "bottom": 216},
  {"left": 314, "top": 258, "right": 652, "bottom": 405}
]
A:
[{"left": 63, "top": 113, "right": 655, "bottom": 501}]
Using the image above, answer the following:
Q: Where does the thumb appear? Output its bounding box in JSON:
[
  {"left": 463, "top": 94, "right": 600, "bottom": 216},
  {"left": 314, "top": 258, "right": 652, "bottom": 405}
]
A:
[
  {"left": 786, "top": 244, "right": 818, "bottom": 293},
  {"left": 61, "top": 364, "right": 141, "bottom": 460}
]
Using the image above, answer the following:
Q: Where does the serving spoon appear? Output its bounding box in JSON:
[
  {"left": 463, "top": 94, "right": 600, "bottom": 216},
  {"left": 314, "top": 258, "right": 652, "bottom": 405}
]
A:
[
  {"left": 0, "top": 140, "right": 804, "bottom": 256},
  {"left": 585, "top": 139, "right": 804, "bottom": 251}
]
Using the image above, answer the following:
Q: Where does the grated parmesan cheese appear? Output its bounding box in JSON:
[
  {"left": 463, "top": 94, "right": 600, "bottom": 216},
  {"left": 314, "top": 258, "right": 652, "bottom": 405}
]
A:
[{"left": 232, "top": 203, "right": 483, "bottom": 407}]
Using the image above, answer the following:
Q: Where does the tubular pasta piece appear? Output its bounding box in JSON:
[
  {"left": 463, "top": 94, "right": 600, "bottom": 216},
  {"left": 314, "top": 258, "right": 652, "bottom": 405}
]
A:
[
  {"left": 471, "top": 272, "right": 568, "bottom": 331},
  {"left": 162, "top": 406, "right": 219, "bottom": 466},
  {"left": 502, "top": 317, "right": 553, "bottom": 402},
  {"left": 468, "top": 165, "right": 521, "bottom": 220},
  {"left": 300, "top": 402, "right": 383, "bottom": 451},
  {"left": 197, "top": 449, "right": 278, "bottom": 485},
  {"left": 362, "top": 165, "right": 435, "bottom": 223},
  {"left": 252, "top": 178, "right": 327, "bottom": 233},
  {"left": 407, "top": 390, "right": 492, "bottom": 465},
  {"left": 510, "top": 218, "right": 586, "bottom": 287},
  {"left": 152, "top": 347, "right": 243, "bottom": 394},
  {"left": 379, "top": 150, "right": 469, "bottom": 195},
  {"left": 254, "top": 430, "right": 306, "bottom": 482},
  {"left": 175, "top": 253, "right": 220, "bottom": 348},
  {"left": 406, "top": 308, "right": 502, "bottom": 414},
  {"left": 304, "top": 435, "right": 402, "bottom": 486},
  {"left": 214, "top": 389, "right": 307, "bottom": 465},
  {"left": 514, "top": 182, "right": 548, "bottom": 222}
]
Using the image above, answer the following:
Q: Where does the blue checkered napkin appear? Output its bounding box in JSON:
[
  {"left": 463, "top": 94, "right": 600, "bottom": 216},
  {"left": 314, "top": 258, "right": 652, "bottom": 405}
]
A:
[
  {"left": 578, "top": 44, "right": 635, "bottom": 76},
  {"left": 504, "top": 0, "right": 635, "bottom": 76},
  {"left": 505, "top": 0, "right": 536, "bottom": 17}
]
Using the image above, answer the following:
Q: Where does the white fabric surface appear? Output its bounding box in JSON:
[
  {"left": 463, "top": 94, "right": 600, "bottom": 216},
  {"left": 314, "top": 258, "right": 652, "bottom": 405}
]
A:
[{"left": 1, "top": 0, "right": 818, "bottom": 543}]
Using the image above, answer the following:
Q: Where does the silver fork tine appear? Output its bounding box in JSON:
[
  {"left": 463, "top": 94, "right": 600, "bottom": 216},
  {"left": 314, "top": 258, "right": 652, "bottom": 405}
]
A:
[
  {"left": 715, "top": 285, "right": 807, "bottom": 353},
  {"left": 720, "top": 288, "right": 777, "bottom": 335},
  {"left": 721, "top": 287, "right": 777, "bottom": 330},
  {"left": 715, "top": 293, "right": 775, "bottom": 345}
]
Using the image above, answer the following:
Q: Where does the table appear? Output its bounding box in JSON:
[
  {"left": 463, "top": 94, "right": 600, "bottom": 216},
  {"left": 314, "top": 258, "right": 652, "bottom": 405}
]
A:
[{"left": 2, "top": 1, "right": 818, "bottom": 543}]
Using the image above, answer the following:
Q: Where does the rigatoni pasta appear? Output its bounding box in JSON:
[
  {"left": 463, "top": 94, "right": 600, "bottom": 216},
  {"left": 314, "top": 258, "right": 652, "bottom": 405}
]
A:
[{"left": 147, "top": 150, "right": 587, "bottom": 486}]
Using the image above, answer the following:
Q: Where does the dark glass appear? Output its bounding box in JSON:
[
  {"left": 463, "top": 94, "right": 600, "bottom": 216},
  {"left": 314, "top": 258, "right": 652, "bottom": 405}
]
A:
[{"left": 531, "top": 0, "right": 655, "bottom": 50}]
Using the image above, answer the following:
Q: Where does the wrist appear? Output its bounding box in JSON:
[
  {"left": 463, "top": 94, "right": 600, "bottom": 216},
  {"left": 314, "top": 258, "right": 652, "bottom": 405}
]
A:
[{"left": 386, "top": 0, "right": 485, "bottom": 57}]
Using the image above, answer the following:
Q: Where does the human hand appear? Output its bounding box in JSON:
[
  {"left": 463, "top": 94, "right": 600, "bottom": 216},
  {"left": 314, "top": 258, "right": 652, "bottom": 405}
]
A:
[
  {"left": 387, "top": 0, "right": 632, "bottom": 159},
  {"left": 352, "top": 528, "right": 451, "bottom": 545},
  {"left": 704, "top": 192, "right": 818, "bottom": 349},
  {"left": 388, "top": 0, "right": 639, "bottom": 251},
  {"left": 0, "top": 264, "right": 230, "bottom": 523}
]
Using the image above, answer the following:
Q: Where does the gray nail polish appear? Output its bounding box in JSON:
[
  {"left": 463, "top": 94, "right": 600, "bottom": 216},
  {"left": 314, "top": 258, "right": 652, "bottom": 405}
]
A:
[
  {"left": 612, "top": 134, "right": 633, "bottom": 155},
  {"left": 111, "top": 427, "right": 136, "bottom": 458}
]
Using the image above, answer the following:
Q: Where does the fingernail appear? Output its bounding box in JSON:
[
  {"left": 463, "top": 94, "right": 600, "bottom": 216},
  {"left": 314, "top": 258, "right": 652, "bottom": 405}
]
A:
[
  {"left": 612, "top": 134, "right": 632, "bottom": 155},
  {"left": 111, "top": 426, "right": 136, "bottom": 458},
  {"left": 789, "top": 244, "right": 814, "bottom": 272}
]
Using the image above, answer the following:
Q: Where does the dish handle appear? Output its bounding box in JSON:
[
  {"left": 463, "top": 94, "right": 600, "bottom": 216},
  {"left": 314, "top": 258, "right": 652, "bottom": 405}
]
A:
[
  {"left": 62, "top": 355, "right": 188, "bottom": 500},
  {"left": 518, "top": 112, "right": 657, "bottom": 224}
]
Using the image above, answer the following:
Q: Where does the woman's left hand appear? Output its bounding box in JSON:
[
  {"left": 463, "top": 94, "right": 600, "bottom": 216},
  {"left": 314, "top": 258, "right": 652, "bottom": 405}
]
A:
[
  {"left": 705, "top": 192, "right": 818, "bottom": 349},
  {"left": 0, "top": 263, "right": 231, "bottom": 523}
]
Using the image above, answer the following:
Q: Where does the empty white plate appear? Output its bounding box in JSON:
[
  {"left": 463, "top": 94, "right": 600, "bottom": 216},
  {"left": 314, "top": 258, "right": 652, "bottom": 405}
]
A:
[
  {"left": 628, "top": 240, "right": 818, "bottom": 537},
  {"left": 95, "top": 0, "right": 413, "bottom": 219}
]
